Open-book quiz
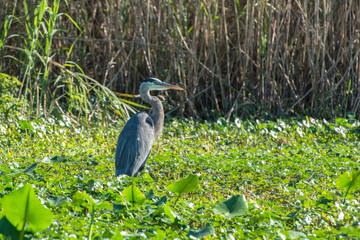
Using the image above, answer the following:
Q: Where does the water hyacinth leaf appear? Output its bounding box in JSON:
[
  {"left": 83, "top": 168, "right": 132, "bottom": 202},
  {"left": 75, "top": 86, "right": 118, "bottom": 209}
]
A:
[
  {"left": 18, "top": 120, "right": 33, "bottom": 132},
  {"left": 151, "top": 206, "right": 165, "bottom": 219},
  {"left": 336, "top": 170, "right": 360, "bottom": 193},
  {"left": 50, "top": 155, "right": 68, "bottom": 163},
  {"left": 142, "top": 172, "right": 154, "bottom": 182},
  {"left": 153, "top": 196, "right": 167, "bottom": 206},
  {"left": 287, "top": 230, "right": 307, "bottom": 239},
  {"left": 47, "top": 196, "right": 68, "bottom": 207},
  {"left": 41, "top": 157, "right": 51, "bottom": 163},
  {"left": 146, "top": 189, "right": 154, "bottom": 200},
  {"left": 0, "top": 216, "right": 21, "bottom": 240},
  {"left": 335, "top": 170, "right": 360, "bottom": 203},
  {"left": 186, "top": 223, "right": 215, "bottom": 238},
  {"left": 95, "top": 201, "right": 113, "bottom": 210},
  {"left": 23, "top": 163, "right": 38, "bottom": 174},
  {"left": 166, "top": 174, "right": 199, "bottom": 194},
  {"left": 113, "top": 203, "right": 126, "bottom": 211},
  {"left": 213, "top": 194, "right": 248, "bottom": 219},
  {"left": 72, "top": 191, "right": 111, "bottom": 209},
  {"left": 164, "top": 204, "right": 176, "bottom": 223},
  {"left": 154, "top": 229, "right": 167, "bottom": 240},
  {"left": 122, "top": 184, "right": 146, "bottom": 204},
  {"left": 164, "top": 204, "right": 180, "bottom": 223},
  {"left": 72, "top": 191, "right": 95, "bottom": 206},
  {"left": 1, "top": 184, "right": 53, "bottom": 232}
]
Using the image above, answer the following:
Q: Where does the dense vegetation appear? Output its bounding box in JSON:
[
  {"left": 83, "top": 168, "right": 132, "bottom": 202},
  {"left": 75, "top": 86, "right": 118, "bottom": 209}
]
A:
[
  {"left": 1, "top": 114, "right": 360, "bottom": 239},
  {"left": 1, "top": 0, "right": 360, "bottom": 119},
  {"left": 1, "top": 1, "right": 360, "bottom": 239}
]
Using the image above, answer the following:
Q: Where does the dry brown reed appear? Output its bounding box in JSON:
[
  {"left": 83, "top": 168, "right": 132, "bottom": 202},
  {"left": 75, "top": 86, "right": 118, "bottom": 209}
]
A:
[{"left": 1, "top": 0, "right": 360, "bottom": 119}]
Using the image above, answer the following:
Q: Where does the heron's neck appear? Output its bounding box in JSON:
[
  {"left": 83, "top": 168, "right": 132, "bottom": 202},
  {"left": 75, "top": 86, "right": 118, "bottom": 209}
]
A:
[{"left": 140, "top": 87, "right": 164, "bottom": 138}]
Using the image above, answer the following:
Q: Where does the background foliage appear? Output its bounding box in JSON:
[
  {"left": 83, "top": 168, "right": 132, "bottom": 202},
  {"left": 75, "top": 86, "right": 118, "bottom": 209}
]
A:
[{"left": 1, "top": 0, "right": 359, "bottom": 119}]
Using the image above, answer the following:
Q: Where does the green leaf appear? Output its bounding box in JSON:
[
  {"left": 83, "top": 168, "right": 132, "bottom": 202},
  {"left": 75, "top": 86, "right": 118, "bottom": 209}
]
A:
[
  {"left": 166, "top": 174, "right": 199, "bottom": 194},
  {"left": 113, "top": 203, "right": 126, "bottom": 211},
  {"left": 1, "top": 184, "right": 53, "bottom": 232},
  {"left": 50, "top": 155, "right": 68, "bottom": 163},
  {"left": 23, "top": 163, "right": 38, "bottom": 174},
  {"left": 335, "top": 170, "right": 360, "bottom": 203},
  {"left": 0, "top": 216, "right": 21, "bottom": 240},
  {"left": 186, "top": 223, "right": 215, "bottom": 238},
  {"left": 95, "top": 201, "right": 113, "bottom": 210},
  {"left": 287, "top": 230, "right": 307, "bottom": 239},
  {"left": 213, "top": 194, "right": 248, "bottom": 219},
  {"left": 153, "top": 196, "right": 167, "bottom": 206},
  {"left": 73, "top": 191, "right": 112, "bottom": 211},
  {"left": 46, "top": 196, "right": 68, "bottom": 207},
  {"left": 164, "top": 204, "right": 175, "bottom": 223},
  {"left": 122, "top": 185, "right": 145, "bottom": 204},
  {"left": 18, "top": 120, "right": 34, "bottom": 132},
  {"left": 72, "top": 191, "right": 95, "bottom": 206},
  {"left": 336, "top": 170, "right": 360, "bottom": 193}
]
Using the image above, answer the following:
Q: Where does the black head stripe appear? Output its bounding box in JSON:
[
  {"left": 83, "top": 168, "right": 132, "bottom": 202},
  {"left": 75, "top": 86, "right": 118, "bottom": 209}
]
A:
[
  {"left": 143, "top": 78, "right": 155, "bottom": 83},
  {"left": 143, "top": 78, "right": 161, "bottom": 84}
]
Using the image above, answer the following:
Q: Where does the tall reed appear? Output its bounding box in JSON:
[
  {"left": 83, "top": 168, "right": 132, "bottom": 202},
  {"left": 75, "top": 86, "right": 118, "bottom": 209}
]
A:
[
  {"left": 1, "top": 0, "right": 359, "bottom": 119},
  {"left": 0, "top": 0, "right": 132, "bottom": 124}
]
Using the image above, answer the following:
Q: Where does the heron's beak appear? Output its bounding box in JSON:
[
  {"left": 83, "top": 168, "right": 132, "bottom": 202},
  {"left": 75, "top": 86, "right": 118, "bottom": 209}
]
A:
[{"left": 159, "top": 82, "right": 184, "bottom": 91}]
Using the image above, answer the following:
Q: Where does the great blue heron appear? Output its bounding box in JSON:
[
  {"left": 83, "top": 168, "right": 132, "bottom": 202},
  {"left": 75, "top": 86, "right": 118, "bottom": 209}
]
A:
[{"left": 115, "top": 78, "right": 183, "bottom": 177}]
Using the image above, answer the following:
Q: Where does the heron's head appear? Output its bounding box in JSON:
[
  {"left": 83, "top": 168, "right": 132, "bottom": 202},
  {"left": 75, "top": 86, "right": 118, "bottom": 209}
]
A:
[{"left": 140, "top": 78, "right": 184, "bottom": 91}]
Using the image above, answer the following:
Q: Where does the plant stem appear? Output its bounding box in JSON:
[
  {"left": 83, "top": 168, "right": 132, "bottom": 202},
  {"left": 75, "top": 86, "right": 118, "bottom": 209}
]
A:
[
  {"left": 87, "top": 205, "right": 95, "bottom": 240},
  {"left": 173, "top": 193, "right": 182, "bottom": 207},
  {"left": 131, "top": 179, "right": 135, "bottom": 207},
  {"left": 20, "top": 187, "right": 31, "bottom": 240}
]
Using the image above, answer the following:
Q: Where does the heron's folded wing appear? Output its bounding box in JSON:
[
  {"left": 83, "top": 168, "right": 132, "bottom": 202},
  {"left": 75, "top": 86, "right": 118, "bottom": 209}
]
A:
[{"left": 115, "top": 113, "right": 154, "bottom": 177}]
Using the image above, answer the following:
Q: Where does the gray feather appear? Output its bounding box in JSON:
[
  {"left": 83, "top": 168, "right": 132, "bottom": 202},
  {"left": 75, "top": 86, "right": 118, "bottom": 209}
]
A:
[{"left": 115, "top": 112, "right": 154, "bottom": 177}]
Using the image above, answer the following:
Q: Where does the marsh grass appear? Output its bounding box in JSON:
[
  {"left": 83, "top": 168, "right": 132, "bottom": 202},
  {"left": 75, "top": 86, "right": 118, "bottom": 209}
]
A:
[
  {"left": 0, "top": 0, "right": 132, "bottom": 123},
  {"left": 1, "top": 0, "right": 360, "bottom": 119}
]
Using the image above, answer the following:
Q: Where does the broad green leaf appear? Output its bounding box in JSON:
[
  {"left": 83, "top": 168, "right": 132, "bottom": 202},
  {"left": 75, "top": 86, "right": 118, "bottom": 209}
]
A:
[
  {"left": 95, "top": 201, "right": 113, "bottom": 210},
  {"left": 142, "top": 173, "right": 154, "bottom": 182},
  {"left": 165, "top": 203, "right": 184, "bottom": 222},
  {"left": 72, "top": 191, "right": 111, "bottom": 240},
  {"left": 336, "top": 170, "right": 360, "bottom": 203},
  {"left": 1, "top": 184, "right": 53, "bottom": 232},
  {"left": 336, "top": 170, "right": 360, "bottom": 193},
  {"left": 47, "top": 196, "right": 68, "bottom": 207},
  {"left": 122, "top": 185, "right": 145, "bottom": 204},
  {"left": 164, "top": 204, "right": 175, "bottom": 223},
  {"left": 0, "top": 216, "right": 21, "bottom": 240},
  {"left": 288, "top": 230, "right": 307, "bottom": 239},
  {"left": 18, "top": 120, "right": 33, "bottom": 131},
  {"left": 166, "top": 174, "right": 199, "bottom": 194},
  {"left": 213, "top": 194, "right": 248, "bottom": 219},
  {"left": 72, "top": 191, "right": 95, "bottom": 206},
  {"left": 154, "top": 229, "right": 166, "bottom": 240},
  {"left": 186, "top": 223, "right": 215, "bottom": 238}
]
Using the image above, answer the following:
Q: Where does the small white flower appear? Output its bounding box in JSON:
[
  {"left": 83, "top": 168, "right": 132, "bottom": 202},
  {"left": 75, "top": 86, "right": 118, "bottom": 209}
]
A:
[{"left": 338, "top": 212, "right": 344, "bottom": 221}]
